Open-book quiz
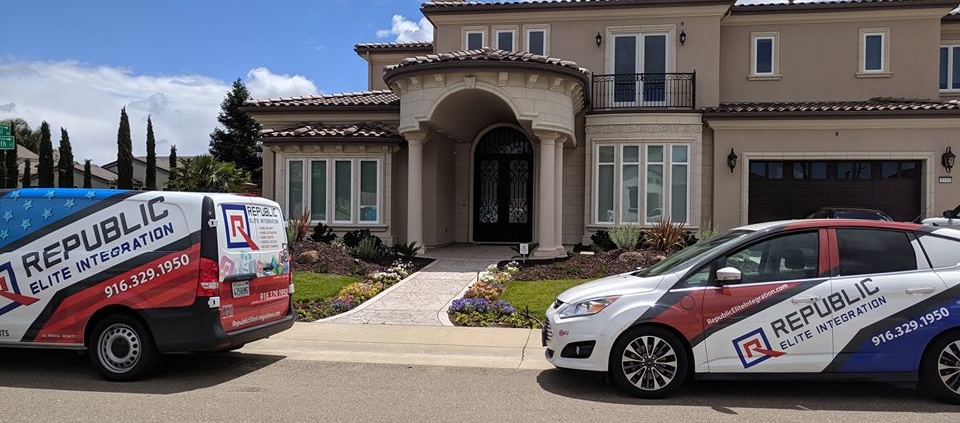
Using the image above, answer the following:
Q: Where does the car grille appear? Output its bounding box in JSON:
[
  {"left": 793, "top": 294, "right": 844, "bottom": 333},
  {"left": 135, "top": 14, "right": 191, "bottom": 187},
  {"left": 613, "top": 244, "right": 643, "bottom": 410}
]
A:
[{"left": 542, "top": 320, "right": 553, "bottom": 346}]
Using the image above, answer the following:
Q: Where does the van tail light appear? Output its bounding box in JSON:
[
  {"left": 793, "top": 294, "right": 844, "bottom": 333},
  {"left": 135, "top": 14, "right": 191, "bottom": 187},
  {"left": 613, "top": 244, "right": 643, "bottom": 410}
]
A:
[{"left": 197, "top": 257, "right": 220, "bottom": 297}]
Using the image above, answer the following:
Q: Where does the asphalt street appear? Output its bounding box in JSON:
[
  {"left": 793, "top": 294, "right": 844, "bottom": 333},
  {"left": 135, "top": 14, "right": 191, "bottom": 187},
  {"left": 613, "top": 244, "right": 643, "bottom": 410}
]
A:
[{"left": 0, "top": 348, "right": 957, "bottom": 423}]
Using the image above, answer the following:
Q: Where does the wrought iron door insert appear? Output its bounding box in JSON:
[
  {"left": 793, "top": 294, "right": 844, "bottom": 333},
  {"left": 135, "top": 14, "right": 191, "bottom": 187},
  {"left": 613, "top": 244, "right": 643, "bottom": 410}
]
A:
[{"left": 473, "top": 127, "right": 534, "bottom": 243}]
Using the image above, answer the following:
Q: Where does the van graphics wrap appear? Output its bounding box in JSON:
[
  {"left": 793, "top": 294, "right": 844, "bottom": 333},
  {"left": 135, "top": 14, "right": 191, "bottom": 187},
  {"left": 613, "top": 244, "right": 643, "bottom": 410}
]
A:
[
  {"left": 221, "top": 204, "right": 258, "bottom": 250},
  {"left": 733, "top": 328, "right": 785, "bottom": 368},
  {"left": 0, "top": 261, "right": 39, "bottom": 312}
]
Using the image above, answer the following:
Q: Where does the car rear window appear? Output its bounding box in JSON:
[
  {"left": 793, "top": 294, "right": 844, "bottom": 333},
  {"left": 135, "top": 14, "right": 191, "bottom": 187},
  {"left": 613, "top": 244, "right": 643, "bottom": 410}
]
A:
[
  {"left": 917, "top": 234, "right": 960, "bottom": 268},
  {"left": 837, "top": 229, "right": 917, "bottom": 276}
]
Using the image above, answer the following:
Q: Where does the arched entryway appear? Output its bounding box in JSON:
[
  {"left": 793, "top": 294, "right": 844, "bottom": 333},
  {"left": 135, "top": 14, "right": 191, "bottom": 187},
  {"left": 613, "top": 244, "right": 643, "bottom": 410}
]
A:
[{"left": 473, "top": 127, "right": 534, "bottom": 243}]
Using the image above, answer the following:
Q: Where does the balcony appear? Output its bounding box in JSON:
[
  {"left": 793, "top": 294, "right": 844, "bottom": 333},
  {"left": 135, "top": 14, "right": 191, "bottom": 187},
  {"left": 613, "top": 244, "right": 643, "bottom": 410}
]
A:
[{"left": 591, "top": 72, "right": 696, "bottom": 111}]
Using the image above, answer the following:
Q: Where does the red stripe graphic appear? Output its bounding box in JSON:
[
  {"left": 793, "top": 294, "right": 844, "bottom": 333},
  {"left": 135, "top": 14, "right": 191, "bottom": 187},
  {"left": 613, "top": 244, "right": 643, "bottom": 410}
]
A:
[{"left": 0, "top": 290, "right": 40, "bottom": 306}]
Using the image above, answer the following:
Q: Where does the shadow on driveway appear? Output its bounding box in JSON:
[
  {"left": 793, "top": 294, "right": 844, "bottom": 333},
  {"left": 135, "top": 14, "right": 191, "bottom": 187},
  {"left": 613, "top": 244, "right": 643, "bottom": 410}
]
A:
[
  {"left": 0, "top": 348, "right": 284, "bottom": 394},
  {"left": 536, "top": 369, "right": 957, "bottom": 413}
]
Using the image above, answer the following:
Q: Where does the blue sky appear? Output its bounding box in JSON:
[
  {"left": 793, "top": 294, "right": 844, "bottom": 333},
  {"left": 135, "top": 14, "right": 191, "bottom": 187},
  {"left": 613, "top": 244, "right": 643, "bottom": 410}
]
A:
[{"left": 0, "top": 0, "right": 431, "bottom": 163}]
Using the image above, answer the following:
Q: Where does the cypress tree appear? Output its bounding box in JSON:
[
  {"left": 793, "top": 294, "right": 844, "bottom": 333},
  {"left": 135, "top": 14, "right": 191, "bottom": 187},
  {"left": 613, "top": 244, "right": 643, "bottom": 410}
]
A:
[
  {"left": 37, "top": 122, "right": 54, "bottom": 187},
  {"left": 57, "top": 127, "right": 75, "bottom": 188},
  {"left": 168, "top": 145, "right": 178, "bottom": 188},
  {"left": 145, "top": 116, "right": 157, "bottom": 190},
  {"left": 83, "top": 160, "right": 92, "bottom": 188},
  {"left": 21, "top": 158, "right": 31, "bottom": 188},
  {"left": 3, "top": 144, "right": 15, "bottom": 188},
  {"left": 116, "top": 108, "right": 133, "bottom": 189},
  {"left": 209, "top": 79, "right": 262, "bottom": 185}
]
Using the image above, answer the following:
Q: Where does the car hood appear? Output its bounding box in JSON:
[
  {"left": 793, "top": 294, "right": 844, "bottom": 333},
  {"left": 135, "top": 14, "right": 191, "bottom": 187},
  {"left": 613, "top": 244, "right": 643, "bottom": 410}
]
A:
[{"left": 557, "top": 272, "right": 665, "bottom": 304}]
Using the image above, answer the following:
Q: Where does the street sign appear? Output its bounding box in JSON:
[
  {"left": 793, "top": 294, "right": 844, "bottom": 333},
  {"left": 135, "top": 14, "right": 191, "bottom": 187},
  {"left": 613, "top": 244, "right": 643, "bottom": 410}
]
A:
[
  {"left": 0, "top": 135, "right": 13, "bottom": 150},
  {"left": 0, "top": 123, "right": 9, "bottom": 136}
]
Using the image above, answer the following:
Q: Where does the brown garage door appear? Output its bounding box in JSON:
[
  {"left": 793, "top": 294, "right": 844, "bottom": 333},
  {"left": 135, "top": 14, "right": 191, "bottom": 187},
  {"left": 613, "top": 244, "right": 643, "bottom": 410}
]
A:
[{"left": 748, "top": 160, "right": 921, "bottom": 223}]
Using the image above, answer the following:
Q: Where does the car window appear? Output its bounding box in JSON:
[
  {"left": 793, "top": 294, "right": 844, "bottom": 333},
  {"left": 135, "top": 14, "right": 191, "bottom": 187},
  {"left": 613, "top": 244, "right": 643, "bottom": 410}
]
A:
[
  {"left": 721, "top": 231, "right": 819, "bottom": 284},
  {"left": 917, "top": 234, "right": 960, "bottom": 269},
  {"left": 836, "top": 229, "right": 917, "bottom": 276},
  {"left": 681, "top": 264, "right": 714, "bottom": 287}
]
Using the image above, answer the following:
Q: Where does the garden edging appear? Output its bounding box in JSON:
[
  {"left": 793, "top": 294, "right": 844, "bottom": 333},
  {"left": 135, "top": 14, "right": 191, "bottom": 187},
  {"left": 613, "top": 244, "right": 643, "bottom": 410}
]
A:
[{"left": 315, "top": 259, "right": 440, "bottom": 323}]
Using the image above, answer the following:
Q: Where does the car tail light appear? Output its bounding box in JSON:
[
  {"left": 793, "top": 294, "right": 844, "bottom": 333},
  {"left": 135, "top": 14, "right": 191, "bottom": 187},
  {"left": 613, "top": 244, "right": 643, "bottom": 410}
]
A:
[{"left": 197, "top": 257, "right": 220, "bottom": 297}]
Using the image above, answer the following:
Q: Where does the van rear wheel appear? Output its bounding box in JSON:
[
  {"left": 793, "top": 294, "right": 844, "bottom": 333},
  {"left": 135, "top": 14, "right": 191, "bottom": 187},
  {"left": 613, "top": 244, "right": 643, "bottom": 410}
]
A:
[{"left": 88, "top": 314, "right": 159, "bottom": 381}]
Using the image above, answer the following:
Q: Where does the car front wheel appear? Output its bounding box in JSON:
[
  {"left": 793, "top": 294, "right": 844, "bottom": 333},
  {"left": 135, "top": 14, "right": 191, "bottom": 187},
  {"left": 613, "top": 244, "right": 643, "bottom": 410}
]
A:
[{"left": 609, "top": 326, "right": 688, "bottom": 399}]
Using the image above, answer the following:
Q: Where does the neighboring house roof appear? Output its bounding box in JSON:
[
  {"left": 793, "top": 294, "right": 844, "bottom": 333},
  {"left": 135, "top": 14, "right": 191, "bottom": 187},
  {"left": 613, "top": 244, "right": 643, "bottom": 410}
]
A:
[
  {"left": 80, "top": 161, "right": 119, "bottom": 183},
  {"left": 259, "top": 123, "right": 402, "bottom": 144},
  {"left": 243, "top": 90, "right": 400, "bottom": 110},
  {"left": 421, "top": 0, "right": 736, "bottom": 13},
  {"left": 103, "top": 155, "right": 194, "bottom": 172},
  {"left": 703, "top": 98, "right": 960, "bottom": 118},
  {"left": 383, "top": 48, "right": 590, "bottom": 82},
  {"left": 354, "top": 42, "right": 434, "bottom": 55}
]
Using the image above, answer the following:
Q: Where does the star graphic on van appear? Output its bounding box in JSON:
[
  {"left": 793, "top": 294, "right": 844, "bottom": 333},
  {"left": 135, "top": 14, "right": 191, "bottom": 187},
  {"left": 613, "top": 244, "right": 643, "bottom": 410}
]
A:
[
  {"left": 41, "top": 209, "right": 52, "bottom": 220},
  {"left": 2, "top": 211, "right": 11, "bottom": 221},
  {"left": 0, "top": 230, "right": 8, "bottom": 241},
  {"left": 44, "top": 190, "right": 55, "bottom": 200},
  {"left": 9, "top": 190, "right": 19, "bottom": 200},
  {"left": 20, "top": 219, "right": 30, "bottom": 231},
  {"left": 22, "top": 200, "right": 32, "bottom": 211},
  {"left": 64, "top": 199, "right": 75, "bottom": 209},
  {"left": 85, "top": 191, "right": 96, "bottom": 199}
]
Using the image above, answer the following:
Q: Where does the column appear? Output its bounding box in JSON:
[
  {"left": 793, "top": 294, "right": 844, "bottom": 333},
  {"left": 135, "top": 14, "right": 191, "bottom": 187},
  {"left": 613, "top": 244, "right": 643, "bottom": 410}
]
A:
[
  {"left": 405, "top": 131, "right": 426, "bottom": 250},
  {"left": 534, "top": 130, "right": 557, "bottom": 258},
  {"left": 554, "top": 137, "right": 565, "bottom": 254}
]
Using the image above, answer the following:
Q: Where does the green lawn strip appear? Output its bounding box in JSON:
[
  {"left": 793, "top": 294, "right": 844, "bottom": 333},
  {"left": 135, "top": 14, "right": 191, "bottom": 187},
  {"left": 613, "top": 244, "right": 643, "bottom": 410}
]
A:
[
  {"left": 500, "top": 279, "right": 589, "bottom": 320},
  {"left": 292, "top": 272, "right": 362, "bottom": 302}
]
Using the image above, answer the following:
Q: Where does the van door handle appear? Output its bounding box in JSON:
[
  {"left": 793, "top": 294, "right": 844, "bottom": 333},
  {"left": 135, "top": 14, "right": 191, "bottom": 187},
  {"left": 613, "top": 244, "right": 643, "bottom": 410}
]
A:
[
  {"left": 791, "top": 296, "right": 819, "bottom": 304},
  {"left": 905, "top": 286, "right": 936, "bottom": 295}
]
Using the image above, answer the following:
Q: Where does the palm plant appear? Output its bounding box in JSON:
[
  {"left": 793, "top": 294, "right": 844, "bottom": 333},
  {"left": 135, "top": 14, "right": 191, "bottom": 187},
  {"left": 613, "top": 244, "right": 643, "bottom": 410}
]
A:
[{"left": 166, "top": 155, "right": 250, "bottom": 193}]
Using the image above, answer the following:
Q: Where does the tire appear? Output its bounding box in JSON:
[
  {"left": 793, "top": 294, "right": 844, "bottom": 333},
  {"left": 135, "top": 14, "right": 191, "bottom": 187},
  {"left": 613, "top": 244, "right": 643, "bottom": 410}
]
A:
[
  {"left": 921, "top": 332, "right": 960, "bottom": 404},
  {"left": 609, "top": 326, "right": 689, "bottom": 399},
  {"left": 88, "top": 314, "right": 159, "bottom": 381}
]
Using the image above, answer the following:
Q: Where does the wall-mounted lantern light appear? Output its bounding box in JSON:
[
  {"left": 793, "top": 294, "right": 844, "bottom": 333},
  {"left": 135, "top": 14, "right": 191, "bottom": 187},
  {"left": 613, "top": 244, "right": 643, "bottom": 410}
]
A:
[
  {"left": 596, "top": 32, "right": 602, "bottom": 47},
  {"left": 680, "top": 29, "right": 686, "bottom": 45},
  {"left": 727, "top": 148, "right": 738, "bottom": 173},
  {"left": 944, "top": 146, "right": 956, "bottom": 173}
]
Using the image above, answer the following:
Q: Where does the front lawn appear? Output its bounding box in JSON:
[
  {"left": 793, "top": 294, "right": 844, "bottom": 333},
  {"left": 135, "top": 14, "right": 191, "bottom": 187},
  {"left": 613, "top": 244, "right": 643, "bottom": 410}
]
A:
[
  {"left": 500, "top": 279, "right": 588, "bottom": 321},
  {"left": 292, "top": 272, "right": 361, "bottom": 302}
]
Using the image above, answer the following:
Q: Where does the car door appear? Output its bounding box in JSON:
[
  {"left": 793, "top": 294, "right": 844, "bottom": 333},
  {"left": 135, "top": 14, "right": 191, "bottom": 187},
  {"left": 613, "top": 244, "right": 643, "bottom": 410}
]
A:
[
  {"left": 828, "top": 227, "right": 948, "bottom": 373},
  {"left": 700, "top": 229, "right": 835, "bottom": 373}
]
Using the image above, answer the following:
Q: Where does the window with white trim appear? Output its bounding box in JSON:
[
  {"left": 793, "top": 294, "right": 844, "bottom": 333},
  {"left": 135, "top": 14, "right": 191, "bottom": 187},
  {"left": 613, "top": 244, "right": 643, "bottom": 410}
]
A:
[
  {"left": 594, "top": 143, "right": 690, "bottom": 225},
  {"left": 859, "top": 29, "right": 889, "bottom": 74},
  {"left": 941, "top": 45, "right": 960, "bottom": 91},
  {"left": 286, "top": 158, "right": 380, "bottom": 224},
  {"left": 495, "top": 29, "right": 516, "bottom": 51},
  {"left": 524, "top": 25, "right": 549, "bottom": 55},
  {"left": 464, "top": 28, "right": 487, "bottom": 50},
  {"left": 750, "top": 32, "right": 778, "bottom": 77}
]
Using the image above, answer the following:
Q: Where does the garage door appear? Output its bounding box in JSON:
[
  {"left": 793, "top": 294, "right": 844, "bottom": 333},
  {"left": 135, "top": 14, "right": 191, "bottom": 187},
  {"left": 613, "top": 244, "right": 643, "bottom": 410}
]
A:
[{"left": 749, "top": 160, "right": 921, "bottom": 223}]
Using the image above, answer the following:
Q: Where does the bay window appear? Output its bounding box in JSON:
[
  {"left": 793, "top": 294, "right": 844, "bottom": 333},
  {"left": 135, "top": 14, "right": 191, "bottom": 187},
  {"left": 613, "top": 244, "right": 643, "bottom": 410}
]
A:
[
  {"left": 594, "top": 143, "right": 690, "bottom": 225},
  {"left": 287, "top": 158, "right": 380, "bottom": 224}
]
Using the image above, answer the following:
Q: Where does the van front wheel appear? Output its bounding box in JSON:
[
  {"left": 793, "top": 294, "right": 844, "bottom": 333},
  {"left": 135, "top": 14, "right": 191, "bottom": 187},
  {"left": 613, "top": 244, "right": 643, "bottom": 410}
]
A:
[{"left": 88, "top": 315, "right": 159, "bottom": 381}]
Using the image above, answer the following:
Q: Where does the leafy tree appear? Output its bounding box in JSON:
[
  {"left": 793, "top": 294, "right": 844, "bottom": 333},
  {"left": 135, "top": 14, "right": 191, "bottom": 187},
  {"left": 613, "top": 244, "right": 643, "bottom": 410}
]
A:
[
  {"left": 0, "top": 118, "right": 40, "bottom": 153},
  {"left": 168, "top": 145, "right": 177, "bottom": 188},
  {"left": 167, "top": 155, "right": 250, "bottom": 193},
  {"left": 3, "top": 144, "right": 15, "bottom": 188},
  {"left": 37, "top": 122, "right": 54, "bottom": 187},
  {"left": 83, "top": 160, "right": 92, "bottom": 188},
  {"left": 21, "top": 158, "right": 31, "bottom": 188},
  {"left": 145, "top": 116, "right": 157, "bottom": 190},
  {"left": 57, "top": 127, "right": 75, "bottom": 188},
  {"left": 116, "top": 107, "right": 133, "bottom": 189},
  {"left": 209, "top": 79, "right": 262, "bottom": 185}
]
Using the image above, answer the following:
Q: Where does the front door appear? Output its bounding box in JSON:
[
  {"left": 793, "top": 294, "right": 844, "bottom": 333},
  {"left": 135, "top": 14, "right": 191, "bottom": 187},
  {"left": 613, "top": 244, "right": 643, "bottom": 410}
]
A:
[{"left": 473, "top": 127, "right": 534, "bottom": 243}]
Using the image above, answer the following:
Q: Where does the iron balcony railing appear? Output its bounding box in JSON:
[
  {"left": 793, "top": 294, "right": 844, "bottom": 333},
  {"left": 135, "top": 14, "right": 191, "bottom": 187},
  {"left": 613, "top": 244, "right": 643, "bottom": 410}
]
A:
[{"left": 591, "top": 72, "right": 696, "bottom": 110}]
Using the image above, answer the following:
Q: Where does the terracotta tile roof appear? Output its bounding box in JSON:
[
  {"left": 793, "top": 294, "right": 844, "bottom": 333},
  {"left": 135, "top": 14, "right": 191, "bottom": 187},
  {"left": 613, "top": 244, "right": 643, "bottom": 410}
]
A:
[
  {"left": 354, "top": 41, "right": 434, "bottom": 54},
  {"left": 733, "top": 0, "right": 960, "bottom": 12},
  {"left": 384, "top": 48, "right": 590, "bottom": 76},
  {"left": 703, "top": 98, "right": 960, "bottom": 117},
  {"left": 423, "top": 0, "right": 736, "bottom": 13},
  {"left": 259, "top": 123, "right": 401, "bottom": 142},
  {"left": 244, "top": 90, "right": 399, "bottom": 108}
]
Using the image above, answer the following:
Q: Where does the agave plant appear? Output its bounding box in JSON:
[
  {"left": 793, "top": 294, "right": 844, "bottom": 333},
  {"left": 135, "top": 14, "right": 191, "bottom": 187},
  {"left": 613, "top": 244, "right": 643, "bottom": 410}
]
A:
[{"left": 644, "top": 219, "right": 687, "bottom": 252}]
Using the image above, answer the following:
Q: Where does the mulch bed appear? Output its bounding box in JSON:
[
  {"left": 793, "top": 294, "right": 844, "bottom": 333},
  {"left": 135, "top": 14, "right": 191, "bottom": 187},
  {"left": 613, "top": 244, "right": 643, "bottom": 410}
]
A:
[
  {"left": 291, "top": 240, "right": 433, "bottom": 275},
  {"left": 500, "top": 249, "right": 667, "bottom": 281}
]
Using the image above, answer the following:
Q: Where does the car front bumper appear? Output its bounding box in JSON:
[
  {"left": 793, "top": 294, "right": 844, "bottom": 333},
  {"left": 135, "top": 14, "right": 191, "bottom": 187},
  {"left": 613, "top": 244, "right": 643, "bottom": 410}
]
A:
[{"left": 542, "top": 305, "right": 615, "bottom": 372}]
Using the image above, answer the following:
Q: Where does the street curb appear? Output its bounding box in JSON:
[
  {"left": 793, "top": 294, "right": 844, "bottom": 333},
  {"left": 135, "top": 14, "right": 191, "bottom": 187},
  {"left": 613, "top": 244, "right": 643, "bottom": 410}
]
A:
[{"left": 317, "top": 258, "right": 441, "bottom": 323}]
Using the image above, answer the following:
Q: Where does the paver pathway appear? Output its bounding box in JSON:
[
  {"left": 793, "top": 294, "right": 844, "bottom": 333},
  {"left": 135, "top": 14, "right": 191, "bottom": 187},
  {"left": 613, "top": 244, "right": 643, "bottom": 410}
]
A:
[{"left": 323, "top": 245, "right": 515, "bottom": 326}]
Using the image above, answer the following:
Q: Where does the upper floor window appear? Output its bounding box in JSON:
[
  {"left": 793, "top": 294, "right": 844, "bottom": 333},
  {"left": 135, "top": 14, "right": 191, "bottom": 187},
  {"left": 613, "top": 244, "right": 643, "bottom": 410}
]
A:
[
  {"left": 859, "top": 28, "right": 890, "bottom": 76},
  {"left": 494, "top": 27, "right": 516, "bottom": 51},
  {"left": 524, "top": 25, "right": 549, "bottom": 55},
  {"left": 750, "top": 32, "right": 779, "bottom": 78},
  {"left": 941, "top": 45, "right": 960, "bottom": 91},
  {"left": 464, "top": 27, "right": 487, "bottom": 50}
]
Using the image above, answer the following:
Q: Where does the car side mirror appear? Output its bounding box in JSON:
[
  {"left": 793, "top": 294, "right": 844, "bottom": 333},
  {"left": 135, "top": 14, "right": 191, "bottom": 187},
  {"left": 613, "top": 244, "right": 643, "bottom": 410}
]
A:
[{"left": 716, "top": 267, "right": 742, "bottom": 285}]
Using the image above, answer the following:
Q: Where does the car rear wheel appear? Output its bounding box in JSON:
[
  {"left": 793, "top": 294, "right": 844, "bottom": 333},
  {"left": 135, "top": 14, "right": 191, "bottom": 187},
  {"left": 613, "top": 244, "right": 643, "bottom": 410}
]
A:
[
  {"left": 88, "top": 314, "right": 159, "bottom": 381},
  {"left": 921, "top": 332, "right": 960, "bottom": 404},
  {"left": 609, "top": 326, "right": 688, "bottom": 399}
]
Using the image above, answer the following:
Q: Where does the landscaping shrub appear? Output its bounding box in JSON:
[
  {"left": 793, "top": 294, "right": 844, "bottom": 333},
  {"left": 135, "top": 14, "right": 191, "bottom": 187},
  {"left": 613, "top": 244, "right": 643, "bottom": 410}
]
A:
[
  {"left": 343, "top": 228, "right": 381, "bottom": 249},
  {"left": 644, "top": 219, "right": 687, "bottom": 252},
  {"left": 286, "top": 210, "right": 311, "bottom": 244},
  {"left": 448, "top": 298, "right": 517, "bottom": 326},
  {"left": 590, "top": 230, "right": 616, "bottom": 252},
  {"left": 353, "top": 236, "right": 384, "bottom": 261},
  {"left": 464, "top": 280, "right": 504, "bottom": 301},
  {"left": 609, "top": 225, "right": 643, "bottom": 250},
  {"left": 393, "top": 241, "right": 421, "bottom": 257},
  {"left": 681, "top": 230, "right": 698, "bottom": 248},
  {"left": 310, "top": 222, "right": 337, "bottom": 243},
  {"left": 337, "top": 282, "right": 381, "bottom": 303}
]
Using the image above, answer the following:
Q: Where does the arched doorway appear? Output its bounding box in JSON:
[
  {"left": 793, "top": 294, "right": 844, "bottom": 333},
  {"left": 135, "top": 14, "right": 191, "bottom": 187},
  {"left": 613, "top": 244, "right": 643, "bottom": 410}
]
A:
[{"left": 473, "top": 127, "right": 534, "bottom": 243}]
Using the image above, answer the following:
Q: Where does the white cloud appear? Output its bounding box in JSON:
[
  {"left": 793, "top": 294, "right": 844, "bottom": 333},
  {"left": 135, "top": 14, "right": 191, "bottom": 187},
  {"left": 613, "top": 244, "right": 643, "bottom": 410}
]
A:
[
  {"left": 245, "top": 67, "right": 318, "bottom": 99},
  {"left": 377, "top": 15, "right": 433, "bottom": 43},
  {"left": 0, "top": 60, "right": 319, "bottom": 165}
]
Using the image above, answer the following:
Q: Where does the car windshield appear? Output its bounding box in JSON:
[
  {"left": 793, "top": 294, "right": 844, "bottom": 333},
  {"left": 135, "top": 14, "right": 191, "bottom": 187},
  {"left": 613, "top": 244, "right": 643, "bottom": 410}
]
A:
[{"left": 632, "top": 230, "right": 752, "bottom": 278}]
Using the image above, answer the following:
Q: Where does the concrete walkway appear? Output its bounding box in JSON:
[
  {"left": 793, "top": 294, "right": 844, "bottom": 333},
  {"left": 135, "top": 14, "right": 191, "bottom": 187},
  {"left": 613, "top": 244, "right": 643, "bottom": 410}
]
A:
[{"left": 322, "top": 244, "right": 515, "bottom": 326}]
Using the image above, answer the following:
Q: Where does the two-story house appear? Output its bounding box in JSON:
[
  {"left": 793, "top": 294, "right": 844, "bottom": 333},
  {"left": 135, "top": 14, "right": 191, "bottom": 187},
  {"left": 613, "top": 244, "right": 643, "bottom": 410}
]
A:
[{"left": 244, "top": 0, "right": 960, "bottom": 258}]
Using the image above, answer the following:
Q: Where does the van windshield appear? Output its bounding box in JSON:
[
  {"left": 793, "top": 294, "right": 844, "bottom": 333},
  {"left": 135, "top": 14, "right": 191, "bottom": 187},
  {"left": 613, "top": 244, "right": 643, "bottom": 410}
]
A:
[{"left": 632, "top": 230, "right": 752, "bottom": 278}]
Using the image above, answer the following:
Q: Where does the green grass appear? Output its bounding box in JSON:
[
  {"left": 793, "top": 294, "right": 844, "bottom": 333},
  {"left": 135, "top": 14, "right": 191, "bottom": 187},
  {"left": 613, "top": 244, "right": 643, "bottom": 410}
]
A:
[
  {"left": 292, "top": 272, "right": 362, "bottom": 302},
  {"left": 501, "top": 279, "right": 588, "bottom": 320}
]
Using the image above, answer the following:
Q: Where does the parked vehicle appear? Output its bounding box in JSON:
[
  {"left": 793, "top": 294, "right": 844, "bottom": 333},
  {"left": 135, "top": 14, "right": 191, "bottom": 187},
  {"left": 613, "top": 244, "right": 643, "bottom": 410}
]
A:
[
  {"left": 0, "top": 189, "right": 294, "bottom": 380},
  {"left": 543, "top": 219, "right": 960, "bottom": 403},
  {"left": 804, "top": 206, "right": 894, "bottom": 221},
  {"left": 922, "top": 205, "right": 960, "bottom": 229}
]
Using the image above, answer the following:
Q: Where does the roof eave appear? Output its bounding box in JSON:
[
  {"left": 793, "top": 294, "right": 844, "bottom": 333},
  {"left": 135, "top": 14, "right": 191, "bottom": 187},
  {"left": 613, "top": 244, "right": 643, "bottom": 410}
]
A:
[
  {"left": 703, "top": 109, "right": 960, "bottom": 119},
  {"left": 261, "top": 136, "right": 405, "bottom": 145},
  {"left": 241, "top": 104, "right": 400, "bottom": 113},
  {"left": 732, "top": 0, "right": 960, "bottom": 15},
  {"left": 384, "top": 60, "right": 589, "bottom": 88},
  {"left": 421, "top": 0, "right": 736, "bottom": 15}
]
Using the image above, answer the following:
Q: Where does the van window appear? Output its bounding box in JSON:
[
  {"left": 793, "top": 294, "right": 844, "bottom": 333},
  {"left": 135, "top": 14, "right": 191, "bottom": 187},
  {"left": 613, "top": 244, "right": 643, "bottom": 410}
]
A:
[{"left": 837, "top": 229, "right": 916, "bottom": 276}]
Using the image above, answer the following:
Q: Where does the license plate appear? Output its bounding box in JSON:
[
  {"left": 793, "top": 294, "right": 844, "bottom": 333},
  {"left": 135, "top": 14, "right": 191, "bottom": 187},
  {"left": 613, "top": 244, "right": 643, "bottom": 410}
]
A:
[{"left": 232, "top": 281, "right": 250, "bottom": 298}]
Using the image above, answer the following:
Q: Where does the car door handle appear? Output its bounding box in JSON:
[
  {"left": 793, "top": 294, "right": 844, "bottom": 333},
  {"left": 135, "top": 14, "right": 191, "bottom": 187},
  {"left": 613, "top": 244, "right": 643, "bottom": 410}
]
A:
[
  {"left": 791, "top": 296, "right": 819, "bottom": 304},
  {"left": 905, "top": 286, "right": 936, "bottom": 295}
]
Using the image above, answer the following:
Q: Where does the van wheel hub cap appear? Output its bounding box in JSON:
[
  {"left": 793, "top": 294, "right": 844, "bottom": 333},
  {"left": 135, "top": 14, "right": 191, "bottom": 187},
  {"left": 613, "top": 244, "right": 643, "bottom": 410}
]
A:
[{"left": 98, "top": 323, "right": 141, "bottom": 374}]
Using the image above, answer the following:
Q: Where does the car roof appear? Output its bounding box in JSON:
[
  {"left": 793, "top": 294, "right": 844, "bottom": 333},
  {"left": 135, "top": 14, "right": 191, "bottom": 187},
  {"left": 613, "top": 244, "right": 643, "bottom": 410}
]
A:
[{"left": 734, "top": 219, "right": 923, "bottom": 233}]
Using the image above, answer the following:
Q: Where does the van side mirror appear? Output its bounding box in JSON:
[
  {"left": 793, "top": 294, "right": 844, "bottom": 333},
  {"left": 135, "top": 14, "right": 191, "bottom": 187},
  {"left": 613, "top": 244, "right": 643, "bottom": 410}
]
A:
[{"left": 716, "top": 267, "right": 742, "bottom": 284}]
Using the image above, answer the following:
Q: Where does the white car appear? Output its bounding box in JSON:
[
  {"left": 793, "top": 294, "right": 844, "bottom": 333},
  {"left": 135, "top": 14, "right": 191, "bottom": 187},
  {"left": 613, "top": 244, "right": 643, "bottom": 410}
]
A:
[
  {"left": 922, "top": 205, "right": 960, "bottom": 229},
  {"left": 543, "top": 219, "right": 960, "bottom": 403}
]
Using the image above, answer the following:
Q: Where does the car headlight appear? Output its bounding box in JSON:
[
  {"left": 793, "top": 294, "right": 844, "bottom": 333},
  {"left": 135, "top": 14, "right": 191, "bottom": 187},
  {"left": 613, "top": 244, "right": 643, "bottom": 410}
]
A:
[{"left": 558, "top": 296, "right": 620, "bottom": 318}]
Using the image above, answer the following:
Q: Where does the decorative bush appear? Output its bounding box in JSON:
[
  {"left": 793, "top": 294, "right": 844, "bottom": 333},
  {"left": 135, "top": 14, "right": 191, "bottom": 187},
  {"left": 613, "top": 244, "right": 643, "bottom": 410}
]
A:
[
  {"left": 354, "top": 236, "right": 384, "bottom": 261},
  {"left": 343, "top": 228, "right": 381, "bottom": 249},
  {"left": 644, "top": 219, "right": 687, "bottom": 252},
  {"left": 609, "top": 225, "right": 643, "bottom": 251},
  {"left": 337, "top": 282, "right": 380, "bottom": 303},
  {"left": 393, "top": 241, "right": 421, "bottom": 257},
  {"left": 590, "top": 230, "right": 617, "bottom": 252},
  {"left": 286, "top": 210, "right": 311, "bottom": 244},
  {"left": 310, "top": 222, "right": 337, "bottom": 243},
  {"left": 681, "top": 230, "right": 699, "bottom": 248}
]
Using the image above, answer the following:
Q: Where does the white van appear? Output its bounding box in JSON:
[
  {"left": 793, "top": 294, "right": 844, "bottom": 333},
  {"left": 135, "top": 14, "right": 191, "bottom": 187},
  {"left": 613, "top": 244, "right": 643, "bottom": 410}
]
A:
[{"left": 0, "top": 189, "right": 294, "bottom": 380}]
